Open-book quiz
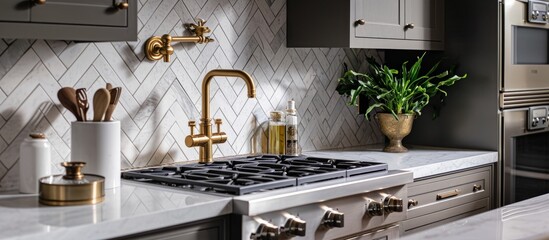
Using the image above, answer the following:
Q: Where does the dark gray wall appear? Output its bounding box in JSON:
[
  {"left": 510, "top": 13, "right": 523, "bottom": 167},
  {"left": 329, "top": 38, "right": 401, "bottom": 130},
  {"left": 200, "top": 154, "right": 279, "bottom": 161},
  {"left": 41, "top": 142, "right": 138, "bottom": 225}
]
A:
[{"left": 386, "top": 0, "right": 500, "bottom": 151}]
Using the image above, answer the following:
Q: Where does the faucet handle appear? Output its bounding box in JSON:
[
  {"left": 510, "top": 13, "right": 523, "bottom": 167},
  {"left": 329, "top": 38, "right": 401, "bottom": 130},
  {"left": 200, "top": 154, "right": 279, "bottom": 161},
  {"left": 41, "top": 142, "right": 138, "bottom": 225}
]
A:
[
  {"left": 215, "top": 119, "right": 222, "bottom": 133},
  {"left": 188, "top": 121, "right": 196, "bottom": 135},
  {"left": 160, "top": 34, "right": 174, "bottom": 62}
]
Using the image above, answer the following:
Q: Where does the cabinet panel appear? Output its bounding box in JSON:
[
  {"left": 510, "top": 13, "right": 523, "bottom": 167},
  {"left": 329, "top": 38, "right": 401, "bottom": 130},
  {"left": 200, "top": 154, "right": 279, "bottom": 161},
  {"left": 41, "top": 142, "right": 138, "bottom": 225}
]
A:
[
  {"left": 404, "top": 0, "right": 444, "bottom": 41},
  {"left": 115, "top": 216, "right": 229, "bottom": 240},
  {"left": 402, "top": 198, "right": 489, "bottom": 235},
  {"left": 31, "top": 0, "right": 127, "bottom": 27},
  {"left": 355, "top": 0, "right": 405, "bottom": 39},
  {"left": 0, "top": 0, "right": 30, "bottom": 22},
  {"left": 401, "top": 165, "right": 494, "bottom": 235}
]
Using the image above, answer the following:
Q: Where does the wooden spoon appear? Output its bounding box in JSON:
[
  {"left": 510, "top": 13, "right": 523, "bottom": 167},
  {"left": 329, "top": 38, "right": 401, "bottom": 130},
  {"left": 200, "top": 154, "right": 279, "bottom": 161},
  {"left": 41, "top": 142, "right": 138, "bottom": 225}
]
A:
[
  {"left": 76, "top": 88, "right": 89, "bottom": 122},
  {"left": 57, "top": 87, "right": 81, "bottom": 121},
  {"left": 104, "top": 87, "right": 121, "bottom": 121},
  {"left": 106, "top": 83, "right": 113, "bottom": 91},
  {"left": 93, "top": 88, "right": 111, "bottom": 122}
]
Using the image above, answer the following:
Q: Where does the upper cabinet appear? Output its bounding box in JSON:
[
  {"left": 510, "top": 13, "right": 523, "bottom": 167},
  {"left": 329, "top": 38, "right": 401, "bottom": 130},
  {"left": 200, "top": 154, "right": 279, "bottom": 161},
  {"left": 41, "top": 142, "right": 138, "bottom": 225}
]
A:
[
  {"left": 287, "top": 0, "right": 444, "bottom": 50},
  {"left": 0, "top": 0, "right": 136, "bottom": 41}
]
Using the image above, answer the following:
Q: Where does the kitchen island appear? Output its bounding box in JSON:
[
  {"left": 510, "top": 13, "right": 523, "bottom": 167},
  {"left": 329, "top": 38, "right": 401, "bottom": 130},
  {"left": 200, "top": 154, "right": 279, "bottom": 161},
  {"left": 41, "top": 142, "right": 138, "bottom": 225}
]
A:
[
  {"left": 401, "top": 192, "right": 549, "bottom": 240},
  {"left": 0, "top": 146, "right": 497, "bottom": 239}
]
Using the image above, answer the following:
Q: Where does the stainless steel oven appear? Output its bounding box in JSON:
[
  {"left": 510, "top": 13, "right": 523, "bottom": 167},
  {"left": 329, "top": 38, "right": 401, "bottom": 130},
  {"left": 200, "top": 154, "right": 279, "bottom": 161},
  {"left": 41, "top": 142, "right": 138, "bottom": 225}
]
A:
[
  {"left": 502, "top": 0, "right": 549, "bottom": 205},
  {"left": 504, "top": 0, "right": 549, "bottom": 92},
  {"left": 503, "top": 106, "right": 549, "bottom": 204}
]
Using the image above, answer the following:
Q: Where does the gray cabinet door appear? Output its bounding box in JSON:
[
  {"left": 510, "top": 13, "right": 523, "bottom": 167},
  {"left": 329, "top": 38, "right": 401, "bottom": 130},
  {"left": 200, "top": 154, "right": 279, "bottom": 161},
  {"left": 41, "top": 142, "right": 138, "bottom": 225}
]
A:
[
  {"left": 404, "top": 0, "right": 444, "bottom": 41},
  {"left": 355, "top": 0, "right": 405, "bottom": 39},
  {"left": 31, "top": 0, "right": 127, "bottom": 27},
  {"left": 0, "top": 0, "right": 30, "bottom": 22}
]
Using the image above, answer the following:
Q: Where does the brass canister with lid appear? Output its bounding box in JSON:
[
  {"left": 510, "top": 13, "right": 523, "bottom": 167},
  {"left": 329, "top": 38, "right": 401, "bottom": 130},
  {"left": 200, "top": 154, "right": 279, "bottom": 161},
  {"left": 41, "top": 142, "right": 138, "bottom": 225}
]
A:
[{"left": 39, "top": 162, "right": 105, "bottom": 206}]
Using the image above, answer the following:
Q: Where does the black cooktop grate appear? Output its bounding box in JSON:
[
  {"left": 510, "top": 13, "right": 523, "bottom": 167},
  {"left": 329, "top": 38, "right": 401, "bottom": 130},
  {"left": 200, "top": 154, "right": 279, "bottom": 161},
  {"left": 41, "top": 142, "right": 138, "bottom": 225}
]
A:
[{"left": 122, "top": 155, "right": 388, "bottom": 195}]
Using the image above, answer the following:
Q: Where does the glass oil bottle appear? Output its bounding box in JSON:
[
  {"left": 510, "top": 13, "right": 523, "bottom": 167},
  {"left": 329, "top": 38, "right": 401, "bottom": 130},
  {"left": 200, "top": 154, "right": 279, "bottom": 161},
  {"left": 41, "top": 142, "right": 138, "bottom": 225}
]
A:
[
  {"left": 268, "top": 111, "right": 286, "bottom": 155},
  {"left": 285, "top": 99, "right": 299, "bottom": 156}
]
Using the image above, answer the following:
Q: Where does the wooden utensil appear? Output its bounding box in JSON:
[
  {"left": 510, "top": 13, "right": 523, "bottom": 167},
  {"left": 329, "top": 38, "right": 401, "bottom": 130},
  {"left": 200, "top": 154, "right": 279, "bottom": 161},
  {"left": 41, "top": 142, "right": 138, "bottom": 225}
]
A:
[
  {"left": 76, "top": 88, "right": 89, "bottom": 122},
  {"left": 92, "top": 88, "right": 111, "bottom": 122},
  {"left": 104, "top": 87, "right": 121, "bottom": 121},
  {"left": 106, "top": 83, "right": 113, "bottom": 91},
  {"left": 57, "top": 87, "right": 81, "bottom": 121}
]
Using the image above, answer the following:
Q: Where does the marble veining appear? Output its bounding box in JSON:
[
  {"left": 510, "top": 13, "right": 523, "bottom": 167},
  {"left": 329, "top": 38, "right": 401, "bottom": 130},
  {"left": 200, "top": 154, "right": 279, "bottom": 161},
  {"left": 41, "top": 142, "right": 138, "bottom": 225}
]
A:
[
  {"left": 306, "top": 145, "right": 498, "bottom": 179},
  {"left": 402, "top": 193, "right": 549, "bottom": 240},
  {"left": 0, "top": 180, "right": 232, "bottom": 240}
]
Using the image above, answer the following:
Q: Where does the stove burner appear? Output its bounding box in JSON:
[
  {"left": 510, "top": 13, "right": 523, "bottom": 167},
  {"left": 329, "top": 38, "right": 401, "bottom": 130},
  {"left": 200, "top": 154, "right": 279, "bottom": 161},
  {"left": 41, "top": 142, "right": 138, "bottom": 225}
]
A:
[{"left": 122, "top": 155, "right": 387, "bottom": 195}]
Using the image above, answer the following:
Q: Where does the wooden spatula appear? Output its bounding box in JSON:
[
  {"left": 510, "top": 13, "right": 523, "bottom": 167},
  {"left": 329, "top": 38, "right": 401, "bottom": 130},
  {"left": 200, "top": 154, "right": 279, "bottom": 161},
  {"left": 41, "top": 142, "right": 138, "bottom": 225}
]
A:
[
  {"left": 104, "top": 87, "right": 121, "bottom": 121},
  {"left": 57, "top": 87, "right": 81, "bottom": 121},
  {"left": 76, "top": 88, "right": 89, "bottom": 122},
  {"left": 93, "top": 88, "right": 111, "bottom": 122}
]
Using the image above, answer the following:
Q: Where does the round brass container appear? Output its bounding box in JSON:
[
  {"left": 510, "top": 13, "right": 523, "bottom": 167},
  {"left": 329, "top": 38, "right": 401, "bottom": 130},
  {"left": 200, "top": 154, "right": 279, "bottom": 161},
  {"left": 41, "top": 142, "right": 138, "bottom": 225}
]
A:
[{"left": 39, "top": 162, "right": 105, "bottom": 206}]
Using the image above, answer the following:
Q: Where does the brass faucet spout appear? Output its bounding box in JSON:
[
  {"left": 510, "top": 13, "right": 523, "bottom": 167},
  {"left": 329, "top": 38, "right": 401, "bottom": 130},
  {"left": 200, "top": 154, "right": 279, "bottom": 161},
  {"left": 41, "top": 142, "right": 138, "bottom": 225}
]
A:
[{"left": 201, "top": 69, "right": 256, "bottom": 120}]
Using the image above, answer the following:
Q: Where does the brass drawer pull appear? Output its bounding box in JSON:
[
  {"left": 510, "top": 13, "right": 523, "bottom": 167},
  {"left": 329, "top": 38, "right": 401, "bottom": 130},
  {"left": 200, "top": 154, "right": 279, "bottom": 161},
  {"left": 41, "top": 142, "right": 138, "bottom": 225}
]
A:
[
  {"left": 116, "top": 1, "right": 129, "bottom": 10},
  {"left": 436, "top": 189, "right": 461, "bottom": 200},
  {"left": 473, "top": 184, "right": 483, "bottom": 192}
]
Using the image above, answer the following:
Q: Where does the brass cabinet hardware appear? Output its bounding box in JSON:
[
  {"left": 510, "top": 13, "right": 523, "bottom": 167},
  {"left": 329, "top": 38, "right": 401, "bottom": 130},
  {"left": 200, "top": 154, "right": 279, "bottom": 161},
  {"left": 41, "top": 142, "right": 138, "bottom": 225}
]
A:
[
  {"left": 405, "top": 23, "right": 415, "bottom": 29},
  {"left": 116, "top": 1, "right": 129, "bottom": 9},
  {"left": 35, "top": 0, "right": 46, "bottom": 5},
  {"left": 145, "top": 18, "right": 214, "bottom": 62},
  {"left": 185, "top": 69, "right": 256, "bottom": 163},
  {"left": 355, "top": 19, "right": 366, "bottom": 26},
  {"left": 436, "top": 189, "right": 461, "bottom": 200},
  {"left": 473, "top": 184, "right": 483, "bottom": 192},
  {"left": 408, "top": 199, "right": 419, "bottom": 208}
]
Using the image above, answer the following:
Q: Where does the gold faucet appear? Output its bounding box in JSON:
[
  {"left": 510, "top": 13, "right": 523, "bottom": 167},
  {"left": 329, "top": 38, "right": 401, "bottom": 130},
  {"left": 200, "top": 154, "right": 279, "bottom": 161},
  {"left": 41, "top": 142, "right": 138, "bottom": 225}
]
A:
[
  {"left": 145, "top": 18, "right": 214, "bottom": 62},
  {"left": 185, "top": 69, "right": 256, "bottom": 164}
]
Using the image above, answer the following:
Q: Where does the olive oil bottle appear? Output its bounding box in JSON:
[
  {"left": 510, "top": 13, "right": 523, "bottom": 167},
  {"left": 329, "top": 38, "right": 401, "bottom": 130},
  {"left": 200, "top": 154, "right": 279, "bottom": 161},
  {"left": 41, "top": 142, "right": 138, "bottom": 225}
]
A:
[{"left": 268, "top": 111, "right": 285, "bottom": 154}]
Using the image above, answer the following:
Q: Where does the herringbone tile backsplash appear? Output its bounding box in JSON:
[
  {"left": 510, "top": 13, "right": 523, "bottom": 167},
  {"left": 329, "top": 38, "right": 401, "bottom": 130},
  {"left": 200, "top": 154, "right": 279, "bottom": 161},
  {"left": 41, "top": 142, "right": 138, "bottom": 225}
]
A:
[{"left": 0, "top": 0, "right": 383, "bottom": 191}]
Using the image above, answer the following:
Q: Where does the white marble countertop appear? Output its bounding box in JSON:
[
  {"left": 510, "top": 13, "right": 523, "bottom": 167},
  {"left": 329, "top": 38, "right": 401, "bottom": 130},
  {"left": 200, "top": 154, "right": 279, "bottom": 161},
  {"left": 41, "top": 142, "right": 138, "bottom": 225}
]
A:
[
  {"left": 306, "top": 145, "right": 498, "bottom": 179},
  {"left": 0, "top": 145, "right": 498, "bottom": 239},
  {"left": 402, "top": 193, "right": 549, "bottom": 240},
  {"left": 0, "top": 180, "right": 232, "bottom": 240}
]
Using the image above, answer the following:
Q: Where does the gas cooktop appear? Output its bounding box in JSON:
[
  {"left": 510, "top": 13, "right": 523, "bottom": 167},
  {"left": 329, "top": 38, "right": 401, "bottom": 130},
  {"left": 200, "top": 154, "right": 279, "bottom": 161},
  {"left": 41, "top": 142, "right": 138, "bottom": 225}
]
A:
[{"left": 122, "top": 155, "right": 388, "bottom": 195}]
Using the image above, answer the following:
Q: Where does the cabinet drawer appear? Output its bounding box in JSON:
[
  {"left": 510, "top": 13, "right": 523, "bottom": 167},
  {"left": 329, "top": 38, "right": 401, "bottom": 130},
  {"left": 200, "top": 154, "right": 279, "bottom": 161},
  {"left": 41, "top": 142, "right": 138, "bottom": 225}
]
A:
[
  {"left": 407, "top": 166, "right": 491, "bottom": 218},
  {"left": 402, "top": 198, "right": 489, "bottom": 235},
  {"left": 31, "top": 0, "right": 127, "bottom": 27}
]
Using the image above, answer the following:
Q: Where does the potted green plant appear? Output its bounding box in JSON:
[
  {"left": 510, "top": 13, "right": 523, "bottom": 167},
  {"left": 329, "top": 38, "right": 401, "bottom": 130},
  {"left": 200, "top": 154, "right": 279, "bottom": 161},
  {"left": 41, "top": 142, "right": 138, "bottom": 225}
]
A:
[{"left": 336, "top": 53, "right": 467, "bottom": 153}]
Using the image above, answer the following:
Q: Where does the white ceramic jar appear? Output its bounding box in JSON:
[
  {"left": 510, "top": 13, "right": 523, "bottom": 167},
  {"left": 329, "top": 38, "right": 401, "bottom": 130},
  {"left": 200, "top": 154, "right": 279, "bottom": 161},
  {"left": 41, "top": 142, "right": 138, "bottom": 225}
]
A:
[
  {"left": 19, "top": 133, "right": 51, "bottom": 194},
  {"left": 71, "top": 121, "right": 121, "bottom": 189}
]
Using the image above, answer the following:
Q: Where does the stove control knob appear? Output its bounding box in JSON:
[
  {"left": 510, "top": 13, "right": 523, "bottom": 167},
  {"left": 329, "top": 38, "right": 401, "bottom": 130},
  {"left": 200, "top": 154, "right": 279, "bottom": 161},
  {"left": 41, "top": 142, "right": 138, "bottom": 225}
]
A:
[
  {"left": 366, "top": 200, "right": 384, "bottom": 216},
  {"left": 250, "top": 223, "right": 280, "bottom": 240},
  {"left": 322, "top": 209, "right": 344, "bottom": 228},
  {"left": 384, "top": 196, "right": 404, "bottom": 213},
  {"left": 282, "top": 216, "right": 306, "bottom": 237}
]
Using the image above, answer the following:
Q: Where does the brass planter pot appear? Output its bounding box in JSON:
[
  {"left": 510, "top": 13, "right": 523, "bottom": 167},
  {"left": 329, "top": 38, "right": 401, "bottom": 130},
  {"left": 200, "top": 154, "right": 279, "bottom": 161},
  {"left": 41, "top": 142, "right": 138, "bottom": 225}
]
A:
[{"left": 376, "top": 113, "right": 414, "bottom": 153}]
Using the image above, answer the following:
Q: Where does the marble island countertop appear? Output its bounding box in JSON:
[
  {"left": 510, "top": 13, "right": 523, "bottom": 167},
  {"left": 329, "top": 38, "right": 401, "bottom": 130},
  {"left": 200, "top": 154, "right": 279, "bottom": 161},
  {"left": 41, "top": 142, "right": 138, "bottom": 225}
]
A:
[
  {"left": 0, "top": 146, "right": 498, "bottom": 239},
  {"left": 402, "top": 193, "right": 549, "bottom": 240},
  {"left": 306, "top": 145, "right": 498, "bottom": 179},
  {"left": 0, "top": 181, "right": 232, "bottom": 240}
]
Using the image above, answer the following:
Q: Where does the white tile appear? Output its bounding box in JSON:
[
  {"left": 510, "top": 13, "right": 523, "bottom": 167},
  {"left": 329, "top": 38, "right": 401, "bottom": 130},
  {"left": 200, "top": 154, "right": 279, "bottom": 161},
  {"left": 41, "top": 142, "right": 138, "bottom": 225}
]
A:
[
  {"left": 0, "top": 63, "right": 53, "bottom": 119},
  {"left": 95, "top": 42, "right": 140, "bottom": 93},
  {"left": 58, "top": 44, "right": 100, "bottom": 87},
  {"left": 0, "top": 49, "right": 39, "bottom": 94},
  {"left": 32, "top": 40, "right": 66, "bottom": 80}
]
